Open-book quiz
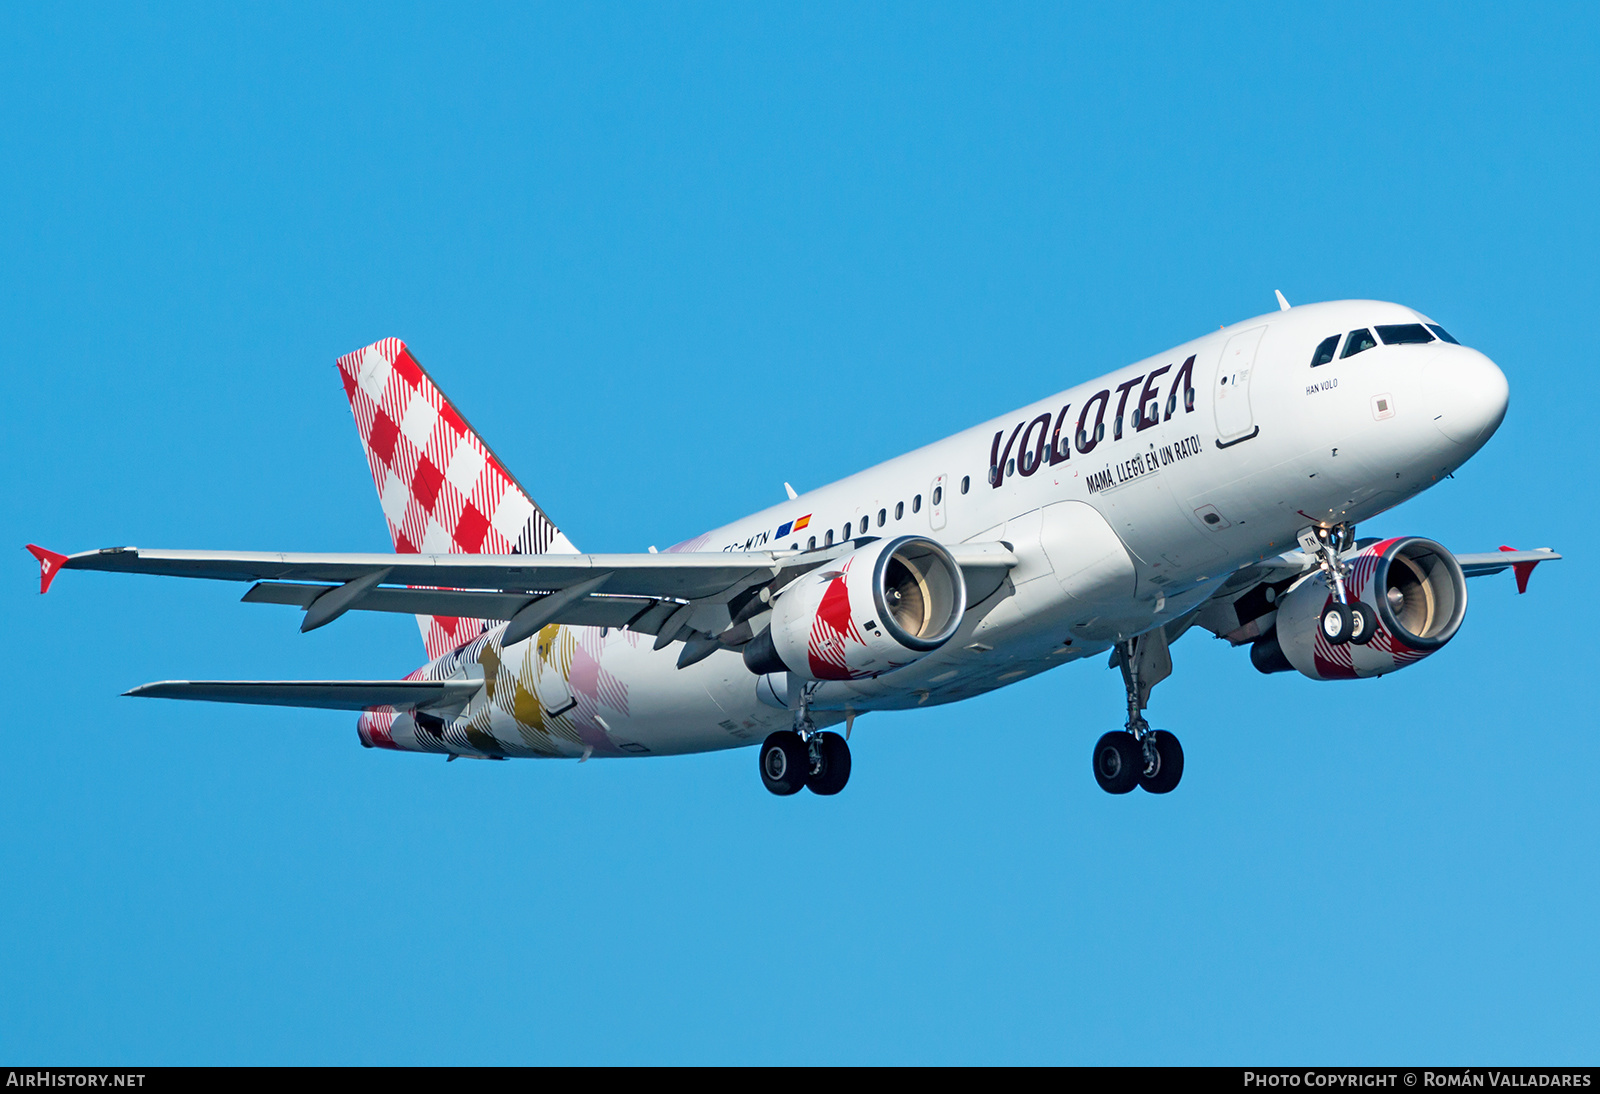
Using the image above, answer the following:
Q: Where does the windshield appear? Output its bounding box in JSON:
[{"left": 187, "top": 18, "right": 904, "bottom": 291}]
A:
[
  {"left": 1376, "top": 323, "right": 1435, "bottom": 346},
  {"left": 1310, "top": 334, "right": 1339, "bottom": 367},
  {"left": 1341, "top": 329, "right": 1377, "bottom": 359}
]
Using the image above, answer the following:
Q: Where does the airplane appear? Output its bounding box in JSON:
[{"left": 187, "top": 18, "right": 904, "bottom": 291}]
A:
[{"left": 27, "top": 294, "right": 1560, "bottom": 796}]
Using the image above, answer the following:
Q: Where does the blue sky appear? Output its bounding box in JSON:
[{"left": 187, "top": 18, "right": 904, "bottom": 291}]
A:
[{"left": 3, "top": 2, "right": 1597, "bottom": 1064}]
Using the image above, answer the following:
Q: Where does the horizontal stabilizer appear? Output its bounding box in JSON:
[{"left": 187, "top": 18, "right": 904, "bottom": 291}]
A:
[{"left": 125, "top": 679, "right": 482, "bottom": 711}]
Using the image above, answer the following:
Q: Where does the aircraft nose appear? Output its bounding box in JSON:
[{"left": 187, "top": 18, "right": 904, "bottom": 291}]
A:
[{"left": 1425, "top": 346, "right": 1509, "bottom": 448}]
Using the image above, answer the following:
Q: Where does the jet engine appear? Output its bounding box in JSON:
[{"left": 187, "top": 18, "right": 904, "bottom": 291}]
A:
[
  {"left": 1250, "top": 537, "right": 1468, "bottom": 680},
  {"left": 743, "top": 535, "right": 966, "bottom": 681}
]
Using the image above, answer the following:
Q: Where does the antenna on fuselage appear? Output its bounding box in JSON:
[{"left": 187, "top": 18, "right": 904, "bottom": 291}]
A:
[{"left": 1275, "top": 289, "right": 1291, "bottom": 311}]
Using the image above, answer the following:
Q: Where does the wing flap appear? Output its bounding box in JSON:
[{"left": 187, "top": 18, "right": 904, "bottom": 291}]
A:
[
  {"left": 125, "top": 679, "right": 482, "bottom": 711},
  {"left": 241, "top": 581, "right": 660, "bottom": 629}
]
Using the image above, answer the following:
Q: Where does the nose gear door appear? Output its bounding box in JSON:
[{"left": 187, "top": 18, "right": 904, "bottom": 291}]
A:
[{"left": 1212, "top": 325, "right": 1265, "bottom": 447}]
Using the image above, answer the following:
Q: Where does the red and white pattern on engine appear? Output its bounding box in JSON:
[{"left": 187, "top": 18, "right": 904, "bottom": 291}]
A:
[
  {"left": 1310, "top": 537, "right": 1432, "bottom": 680},
  {"left": 336, "top": 338, "right": 576, "bottom": 660},
  {"left": 356, "top": 664, "right": 429, "bottom": 750},
  {"left": 807, "top": 558, "right": 871, "bottom": 680}
]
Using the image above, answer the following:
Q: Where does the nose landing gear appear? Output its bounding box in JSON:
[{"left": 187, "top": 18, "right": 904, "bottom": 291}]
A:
[
  {"left": 759, "top": 681, "right": 853, "bottom": 797},
  {"left": 1301, "top": 524, "right": 1375, "bottom": 646},
  {"left": 1094, "top": 631, "right": 1186, "bottom": 795}
]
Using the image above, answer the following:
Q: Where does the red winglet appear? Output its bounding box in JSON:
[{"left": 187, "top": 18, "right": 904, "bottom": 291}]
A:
[
  {"left": 1499, "top": 545, "right": 1539, "bottom": 595},
  {"left": 25, "top": 544, "right": 69, "bottom": 594}
]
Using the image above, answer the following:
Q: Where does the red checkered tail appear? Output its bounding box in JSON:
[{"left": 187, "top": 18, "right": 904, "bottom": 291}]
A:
[{"left": 335, "top": 338, "right": 577, "bottom": 660}]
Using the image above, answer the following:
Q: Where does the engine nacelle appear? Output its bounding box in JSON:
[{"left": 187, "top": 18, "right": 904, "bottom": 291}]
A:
[
  {"left": 744, "top": 536, "right": 966, "bottom": 681},
  {"left": 1251, "top": 536, "right": 1468, "bottom": 680}
]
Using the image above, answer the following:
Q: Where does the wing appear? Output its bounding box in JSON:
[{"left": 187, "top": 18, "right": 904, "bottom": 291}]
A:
[
  {"left": 36, "top": 541, "right": 1019, "bottom": 652},
  {"left": 125, "top": 679, "right": 481, "bottom": 710}
]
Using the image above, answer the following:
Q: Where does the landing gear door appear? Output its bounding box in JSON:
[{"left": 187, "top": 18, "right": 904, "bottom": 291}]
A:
[
  {"left": 1212, "top": 325, "right": 1266, "bottom": 447},
  {"left": 929, "top": 474, "right": 948, "bottom": 531}
]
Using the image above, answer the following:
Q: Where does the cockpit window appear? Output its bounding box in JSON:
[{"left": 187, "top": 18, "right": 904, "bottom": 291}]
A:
[
  {"left": 1310, "top": 335, "right": 1339, "bottom": 367},
  {"left": 1341, "top": 329, "right": 1377, "bottom": 358},
  {"left": 1376, "top": 323, "right": 1435, "bottom": 346},
  {"left": 1426, "top": 324, "right": 1460, "bottom": 345}
]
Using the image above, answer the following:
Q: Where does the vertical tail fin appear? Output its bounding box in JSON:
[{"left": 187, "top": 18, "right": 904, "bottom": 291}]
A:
[{"left": 335, "top": 338, "right": 577, "bottom": 659}]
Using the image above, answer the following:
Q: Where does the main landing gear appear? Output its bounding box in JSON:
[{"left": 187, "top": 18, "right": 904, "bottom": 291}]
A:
[
  {"left": 1299, "top": 524, "right": 1375, "bottom": 647},
  {"left": 760, "top": 682, "right": 852, "bottom": 796},
  {"left": 1094, "top": 630, "right": 1184, "bottom": 795}
]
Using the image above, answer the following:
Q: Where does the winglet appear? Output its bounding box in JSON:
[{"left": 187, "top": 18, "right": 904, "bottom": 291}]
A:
[
  {"left": 1499, "top": 545, "right": 1540, "bottom": 594},
  {"left": 25, "top": 545, "right": 69, "bottom": 594},
  {"left": 1275, "top": 289, "right": 1291, "bottom": 311}
]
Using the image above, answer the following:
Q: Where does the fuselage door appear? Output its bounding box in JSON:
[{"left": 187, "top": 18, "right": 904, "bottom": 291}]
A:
[
  {"left": 1212, "top": 325, "right": 1266, "bottom": 447},
  {"left": 929, "top": 474, "right": 948, "bottom": 531},
  {"left": 535, "top": 633, "right": 578, "bottom": 717}
]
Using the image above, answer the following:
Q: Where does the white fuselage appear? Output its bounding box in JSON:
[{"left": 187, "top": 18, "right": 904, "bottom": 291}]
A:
[{"left": 366, "top": 299, "right": 1509, "bottom": 759}]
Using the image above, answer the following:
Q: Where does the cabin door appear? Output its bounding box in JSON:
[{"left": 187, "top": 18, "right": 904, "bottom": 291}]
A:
[{"left": 1212, "top": 325, "right": 1265, "bottom": 447}]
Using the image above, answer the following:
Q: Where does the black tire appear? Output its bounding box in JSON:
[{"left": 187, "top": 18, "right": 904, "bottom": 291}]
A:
[
  {"left": 759, "top": 731, "right": 808, "bottom": 796},
  {"left": 1348, "top": 603, "right": 1377, "bottom": 645},
  {"left": 1320, "top": 602, "right": 1353, "bottom": 645},
  {"left": 1139, "top": 730, "right": 1184, "bottom": 794},
  {"left": 1092, "top": 731, "right": 1141, "bottom": 795},
  {"left": 805, "top": 732, "right": 852, "bottom": 795}
]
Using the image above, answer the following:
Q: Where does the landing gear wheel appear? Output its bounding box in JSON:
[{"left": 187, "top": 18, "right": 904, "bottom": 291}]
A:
[
  {"left": 805, "top": 731, "right": 852, "bottom": 795},
  {"left": 1138, "top": 730, "right": 1184, "bottom": 794},
  {"left": 1320, "top": 602, "right": 1353, "bottom": 645},
  {"left": 1347, "top": 603, "right": 1376, "bottom": 645},
  {"left": 1093, "top": 731, "right": 1142, "bottom": 795},
  {"left": 759, "top": 731, "right": 808, "bottom": 796}
]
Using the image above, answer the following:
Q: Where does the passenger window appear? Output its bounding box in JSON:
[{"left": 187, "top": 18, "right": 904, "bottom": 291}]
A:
[
  {"left": 1341, "top": 329, "right": 1377, "bottom": 358},
  {"left": 1426, "top": 324, "right": 1460, "bottom": 345},
  {"left": 877, "top": 509, "right": 886, "bottom": 527},
  {"left": 859, "top": 516, "right": 868, "bottom": 535},
  {"left": 824, "top": 530, "right": 834, "bottom": 547},
  {"left": 895, "top": 501, "right": 904, "bottom": 520},
  {"left": 842, "top": 523, "right": 851, "bottom": 541},
  {"left": 1376, "top": 323, "right": 1434, "bottom": 346},
  {"left": 1310, "top": 335, "right": 1339, "bottom": 367},
  {"left": 913, "top": 494, "right": 921, "bottom": 513},
  {"left": 961, "top": 475, "right": 969, "bottom": 494},
  {"left": 808, "top": 536, "right": 816, "bottom": 549}
]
